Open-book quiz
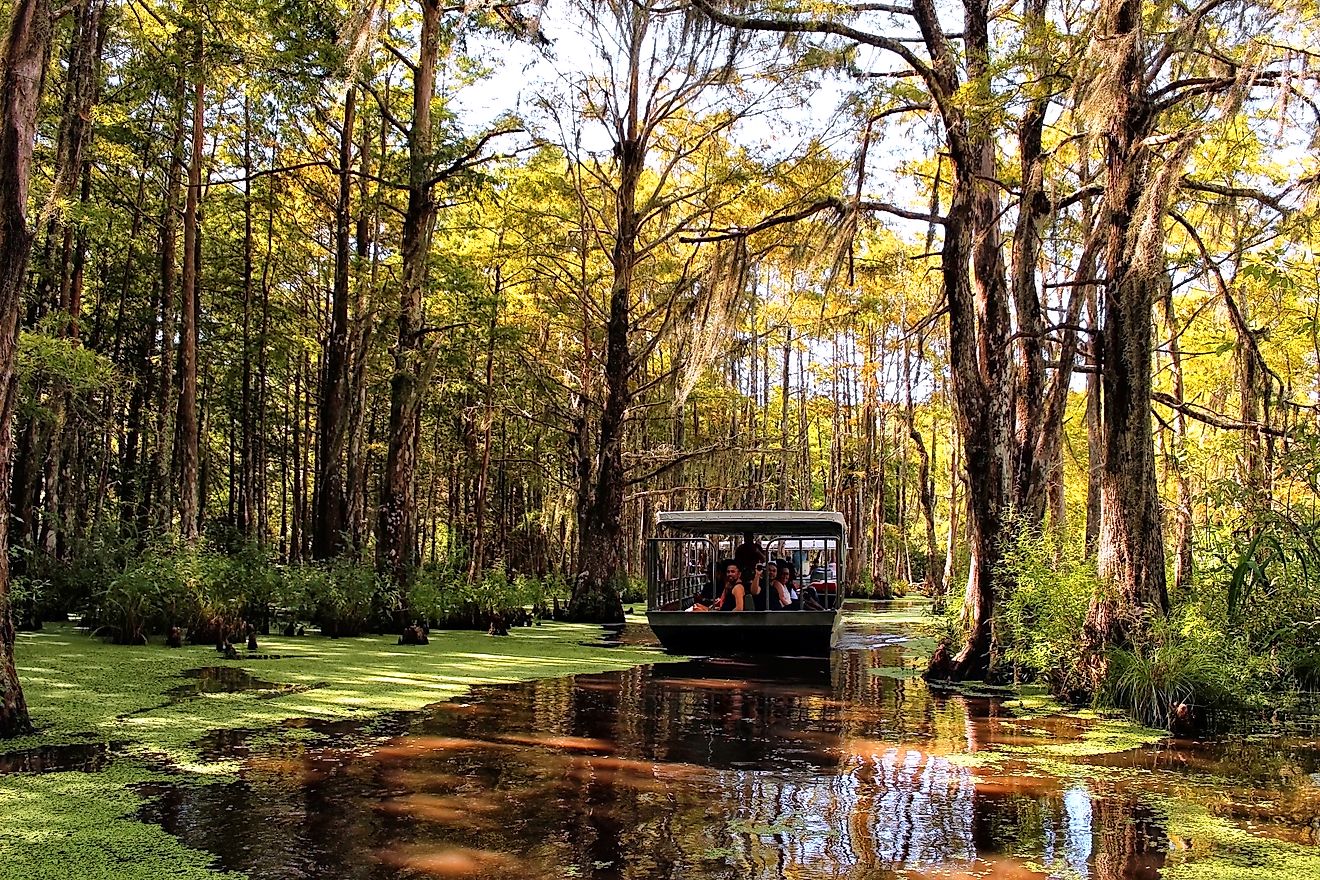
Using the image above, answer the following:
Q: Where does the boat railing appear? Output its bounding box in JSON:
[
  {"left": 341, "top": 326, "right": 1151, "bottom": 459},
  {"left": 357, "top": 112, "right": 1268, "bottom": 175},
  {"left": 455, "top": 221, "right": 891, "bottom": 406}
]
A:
[{"left": 646, "top": 537, "right": 715, "bottom": 611}]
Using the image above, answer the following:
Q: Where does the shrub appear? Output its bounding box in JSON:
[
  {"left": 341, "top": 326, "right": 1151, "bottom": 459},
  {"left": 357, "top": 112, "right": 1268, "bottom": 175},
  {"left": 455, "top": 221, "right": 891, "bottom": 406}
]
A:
[
  {"left": 409, "top": 564, "right": 569, "bottom": 629},
  {"left": 618, "top": 575, "right": 646, "bottom": 605},
  {"left": 289, "top": 559, "right": 389, "bottom": 636},
  {"left": 10, "top": 574, "right": 48, "bottom": 630},
  {"left": 993, "top": 530, "right": 1094, "bottom": 691},
  {"left": 100, "top": 563, "right": 159, "bottom": 645},
  {"left": 225, "top": 542, "right": 282, "bottom": 633},
  {"left": 1100, "top": 606, "right": 1276, "bottom": 729},
  {"left": 23, "top": 521, "right": 131, "bottom": 620}
]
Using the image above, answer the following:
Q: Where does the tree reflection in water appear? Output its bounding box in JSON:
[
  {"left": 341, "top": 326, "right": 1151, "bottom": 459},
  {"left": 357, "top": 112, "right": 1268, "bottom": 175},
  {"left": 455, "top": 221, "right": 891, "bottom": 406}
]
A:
[{"left": 140, "top": 618, "right": 1174, "bottom": 880}]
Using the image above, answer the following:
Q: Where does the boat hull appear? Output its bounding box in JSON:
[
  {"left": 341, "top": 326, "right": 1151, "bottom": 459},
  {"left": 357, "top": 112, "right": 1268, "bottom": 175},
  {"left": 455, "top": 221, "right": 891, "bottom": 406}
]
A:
[{"left": 646, "top": 610, "right": 841, "bottom": 657}]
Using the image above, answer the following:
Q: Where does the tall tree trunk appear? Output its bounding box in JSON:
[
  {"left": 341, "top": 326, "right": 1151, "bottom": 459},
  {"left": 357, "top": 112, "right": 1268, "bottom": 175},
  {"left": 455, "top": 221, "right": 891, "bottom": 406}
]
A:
[
  {"left": 1084, "top": 286, "right": 1102, "bottom": 555},
  {"left": 1083, "top": 0, "right": 1176, "bottom": 671},
  {"left": 1007, "top": 0, "right": 1053, "bottom": 526},
  {"left": 35, "top": 0, "right": 103, "bottom": 559},
  {"left": 1161, "top": 291, "right": 1193, "bottom": 596},
  {"left": 567, "top": 11, "right": 646, "bottom": 624},
  {"left": 926, "top": 0, "right": 1015, "bottom": 680},
  {"left": 176, "top": 32, "right": 204, "bottom": 543},
  {"left": 378, "top": 0, "right": 442, "bottom": 595},
  {"left": 779, "top": 328, "right": 790, "bottom": 505},
  {"left": 238, "top": 97, "right": 257, "bottom": 539},
  {"left": 314, "top": 86, "right": 356, "bottom": 559},
  {"left": 904, "top": 330, "right": 940, "bottom": 595},
  {"left": 346, "top": 112, "right": 378, "bottom": 551},
  {"left": 469, "top": 272, "right": 500, "bottom": 579},
  {"left": 0, "top": 0, "right": 55, "bottom": 738},
  {"left": 153, "top": 76, "right": 186, "bottom": 534}
]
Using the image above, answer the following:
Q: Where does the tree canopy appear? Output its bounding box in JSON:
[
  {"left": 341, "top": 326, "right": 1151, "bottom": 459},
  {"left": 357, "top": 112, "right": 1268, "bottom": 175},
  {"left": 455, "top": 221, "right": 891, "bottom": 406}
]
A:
[{"left": 1, "top": 0, "right": 1319, "bottom": 733}]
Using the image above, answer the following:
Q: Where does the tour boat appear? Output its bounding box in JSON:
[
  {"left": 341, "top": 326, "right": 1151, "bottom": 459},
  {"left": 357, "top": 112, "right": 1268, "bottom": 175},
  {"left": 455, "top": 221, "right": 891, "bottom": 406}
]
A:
[{"left": 644, "top": 510, "right": 846, "bottom": 657}]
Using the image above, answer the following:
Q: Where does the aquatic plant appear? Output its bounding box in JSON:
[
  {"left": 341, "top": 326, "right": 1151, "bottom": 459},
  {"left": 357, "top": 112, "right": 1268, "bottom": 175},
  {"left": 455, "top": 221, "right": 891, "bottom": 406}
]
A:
[
  {"left": 1, "top": 621, "right": 676, "bottom": 880},
  {"left": 1100, "top": 607, "right": 1278, "bottom": 730},
  {"left": 0, "top": 764, "right": 245, "bottom": 880}
]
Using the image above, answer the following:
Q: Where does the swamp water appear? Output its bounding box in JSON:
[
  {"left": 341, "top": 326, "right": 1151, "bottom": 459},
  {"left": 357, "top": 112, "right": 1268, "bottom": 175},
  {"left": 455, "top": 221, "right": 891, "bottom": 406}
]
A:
[{"left": 128, "top": 604, "right": 1319, "bottom": 879}]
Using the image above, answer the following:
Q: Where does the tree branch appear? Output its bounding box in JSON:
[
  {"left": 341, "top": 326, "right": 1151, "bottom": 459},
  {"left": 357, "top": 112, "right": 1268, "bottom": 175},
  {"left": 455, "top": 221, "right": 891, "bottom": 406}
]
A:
[
  {"left": 1181, "top": 176, "right": 1292, "bottom": 215},
  {"left": 1152, "top": 392, "right": 1287, "bottom": 436},
  {"left": 625, "top": 442, "right": 736, "bottom": 486},
  {"left": 424, "top": 125, "right": 525, "bottom": 188},
  {"left": 686, "top": 0, "right": 939, "bottom": 94},
  {"left": 680, "top": 196, "right": 943, "bottom": 243}
]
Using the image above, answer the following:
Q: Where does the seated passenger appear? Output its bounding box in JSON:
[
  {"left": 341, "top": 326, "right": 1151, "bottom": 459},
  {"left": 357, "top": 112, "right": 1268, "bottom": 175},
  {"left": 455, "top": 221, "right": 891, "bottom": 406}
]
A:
[
  {"left": 770, "top": 559, "right": 798, "bottom": 610},
  {"left": 799, "top": 567, "right": 826, "bottom": 611},
  {"left": 711, "top": 559, "right": 747, "bottom": 611}
]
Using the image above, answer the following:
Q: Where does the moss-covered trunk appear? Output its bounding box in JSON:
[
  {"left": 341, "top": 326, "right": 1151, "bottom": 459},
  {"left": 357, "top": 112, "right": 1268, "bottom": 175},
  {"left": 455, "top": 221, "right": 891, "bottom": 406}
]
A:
[{"left": 1083, "top": 0, "right": 1178, "bottom": 677}]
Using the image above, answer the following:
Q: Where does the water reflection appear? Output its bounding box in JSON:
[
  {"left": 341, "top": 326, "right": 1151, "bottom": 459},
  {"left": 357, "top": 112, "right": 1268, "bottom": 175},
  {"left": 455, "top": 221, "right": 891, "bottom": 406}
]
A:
[
  {"left": 0, "top": 742, "right": 117, "bottom": 774},
  {"left": 133, "top": 609, "right": 1311, "bottom": 880}
]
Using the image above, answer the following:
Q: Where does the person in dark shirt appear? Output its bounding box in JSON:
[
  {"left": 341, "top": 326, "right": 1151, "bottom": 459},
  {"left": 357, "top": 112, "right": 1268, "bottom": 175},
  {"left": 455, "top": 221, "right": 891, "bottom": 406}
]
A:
[
  {"left": 711, "top": 559, "right": 748, "bottom": 611},
  {"left": 689, "top": 576, "right": 717, "bottom": 611},
  {"left": 795, "top": 559, "right": 826, "bottom": 611},
  {"left": 734, "top": 532, "right": 766, "bottom": 609}
]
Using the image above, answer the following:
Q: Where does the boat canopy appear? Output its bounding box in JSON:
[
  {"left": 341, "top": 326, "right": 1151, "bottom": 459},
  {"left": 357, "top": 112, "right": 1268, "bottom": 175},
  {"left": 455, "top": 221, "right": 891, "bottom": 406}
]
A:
[{"left": 655, "top": 510, "right": 846, "bottom": 540}]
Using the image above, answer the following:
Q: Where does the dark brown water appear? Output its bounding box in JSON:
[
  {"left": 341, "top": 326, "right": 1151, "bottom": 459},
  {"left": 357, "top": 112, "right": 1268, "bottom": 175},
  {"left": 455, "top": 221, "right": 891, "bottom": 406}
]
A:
[
  {"left": 170, "top": 666, "right": 285, "bottom": 697},
  {"left": 0, "top": 741, "right": 118, "bottom": 773},
  {"left": 133, "top": 606, "right": 1320, "bottom": 880}
]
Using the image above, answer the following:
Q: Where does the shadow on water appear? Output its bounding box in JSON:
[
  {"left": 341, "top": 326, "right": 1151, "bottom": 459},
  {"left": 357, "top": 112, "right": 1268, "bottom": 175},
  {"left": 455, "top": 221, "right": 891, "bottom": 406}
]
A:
[{"left": 129, "top": 603, "right": 1319, "bottom": 879}]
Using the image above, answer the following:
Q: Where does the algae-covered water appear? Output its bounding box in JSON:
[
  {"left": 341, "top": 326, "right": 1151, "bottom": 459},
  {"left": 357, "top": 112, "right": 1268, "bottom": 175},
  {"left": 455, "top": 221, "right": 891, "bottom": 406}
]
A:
[{"left": 111, "top": 603, "right": 1320, "bottom": 880}]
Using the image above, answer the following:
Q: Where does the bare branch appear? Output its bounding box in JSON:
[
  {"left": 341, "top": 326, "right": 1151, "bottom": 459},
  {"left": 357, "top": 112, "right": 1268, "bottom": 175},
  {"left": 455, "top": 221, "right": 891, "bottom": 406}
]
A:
[
  {"left": 681, "top": 196, "right": 942, "bottom": 243},
  {"left": 1152, "top": 391, "right": 1287, "bottom": 436},
  {"left": 425, "top": 125, "right": 525, "bottom": 188}
]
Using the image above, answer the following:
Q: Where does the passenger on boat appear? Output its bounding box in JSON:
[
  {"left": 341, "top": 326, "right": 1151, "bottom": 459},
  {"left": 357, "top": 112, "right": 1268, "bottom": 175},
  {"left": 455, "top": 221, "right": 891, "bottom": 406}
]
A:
[
  {"left": 768, "top": 559, "right": 798, "bottom": 610},
  {"left": 688, "top": 577, "right": 717, "bottom": 611},
  {"left": 734, "top": 533, "right": 766, "bottom": 608},
  {"left": 711, "top": 559, "right": 747, "bottom": 611},
  {"left": 797, "top": 564, "right": 827, "bottom": 611}
]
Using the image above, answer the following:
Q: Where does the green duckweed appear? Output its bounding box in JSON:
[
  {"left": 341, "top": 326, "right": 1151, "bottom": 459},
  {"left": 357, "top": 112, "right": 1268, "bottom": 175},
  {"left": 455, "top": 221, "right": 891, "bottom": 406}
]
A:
[
  {"left": 8, "top": 623, "right": 669, "bottom": 767},
  {"left": 0, "top": 763, "right": 245, "bottom": 880},
  {"left": 1, "top": 622, "right": 678, "bottom": 880},
  {"left": 1155, "top": 795, "right": 1320, "bottom": 880}
]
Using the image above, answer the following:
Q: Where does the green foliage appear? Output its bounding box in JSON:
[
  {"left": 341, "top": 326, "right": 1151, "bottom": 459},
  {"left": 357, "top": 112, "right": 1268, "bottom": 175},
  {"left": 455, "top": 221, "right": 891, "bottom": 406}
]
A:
[
  {"left": 17, "top": 326, "right": 120, "bottom": 398},
  {"left": 286, "top": 558, "right": 390, "bottom": 636},
  {"left": 8, "top": 574, "right": 47, "bottom": 629},
  {"left": 408, "top": 563, "right": 569, "bottom": 627},
  {"left": 1100, "top": 607, "right": 1276, "bottom": 729},
  {"left": 82, "top": 542, "right": 287, "bottom": 643},
  {"left": 1199, "top": 492, "right": 1320, "bottom": 692},
  {"left": 993, "top": 530, "right": 1094, "bottom": 691},
  {"left": 991, "top": 531, "right": 1283, "bottom": 729},
  {"left": 618, "top": 575, "right": 646, "bottom": 605}
]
